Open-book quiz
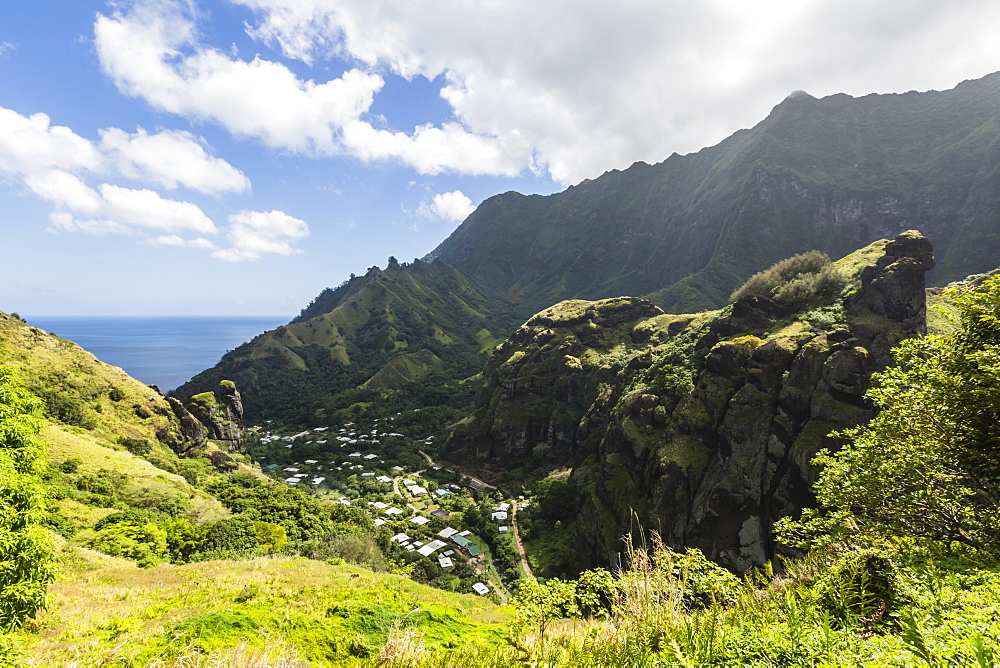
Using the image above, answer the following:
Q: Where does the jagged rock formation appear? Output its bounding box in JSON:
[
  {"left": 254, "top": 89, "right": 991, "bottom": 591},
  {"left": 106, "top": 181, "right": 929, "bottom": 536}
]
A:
[
  {"left": 447, "top": 232, "right": 934, "bottom": 572},
  {"left": 185, "top": 380, "right": 246, "bottom": 453},
  {"left": 164, "top": 396, "right": 208, "bottom": 452}
]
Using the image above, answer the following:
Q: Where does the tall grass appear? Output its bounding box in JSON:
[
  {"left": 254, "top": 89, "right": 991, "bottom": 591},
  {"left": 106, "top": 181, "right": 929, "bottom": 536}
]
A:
[{"left": 376, "top": 534, "right": 1000, "bottom": 667}]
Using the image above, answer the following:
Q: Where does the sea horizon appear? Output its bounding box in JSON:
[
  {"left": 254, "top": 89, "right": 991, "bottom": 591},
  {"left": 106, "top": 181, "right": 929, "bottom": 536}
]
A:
[{"left": 24, "top": 315, "right": 291, "bottom": 393}]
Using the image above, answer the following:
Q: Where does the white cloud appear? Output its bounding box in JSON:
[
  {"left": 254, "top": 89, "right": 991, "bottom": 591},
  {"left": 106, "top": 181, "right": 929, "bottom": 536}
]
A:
[
  {"left": 93, "top": 0, "right": 531, "bottom": 174},
  {"left": 48, "top": 211, "right": 135, "bottom": 236},
  {"left": 144, "top": 234, "right": 217, "bottom": 249},
  {"left": 418, "top": 190, "right": 476, "bottom": 222},
  {"left": 98, "top": 184, "right": 217, "bottom": 234},
  {"left": 0, "top": 105, "right": 273, "bottom": 258},
  {"left": 0, "top": 108, "right": 101, "bottom": 177},
  {"left": 213, "top": 209, "right": 310, "bottom": 262},
  {"left": 231, "top": 0, "right": 1000, "bottom": 184},
  {"left": 100, "top": 127, "right": 250, "bottom": 195},
  {"left": 94, "top": 2, "right": 383, "bottom": 153},
  {"left": 24, "top": 170, "right": 103, "bottom": 214},
  {"left": 0, "top": 42, "right": 15, "bottom": 59}
]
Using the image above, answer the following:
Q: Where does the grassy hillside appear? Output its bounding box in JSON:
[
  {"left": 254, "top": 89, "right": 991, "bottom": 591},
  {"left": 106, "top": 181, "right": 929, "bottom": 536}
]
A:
[
  {"left": 1, "top": 308, "right": 510, "bottom": 665},
  {"left": 21, "top": 544, "right": 508, "bottom": 666},
  {"left": 41, "top": 424, "right": 229, "bottom": 534},
  {"left": 0, "top": 312, "right": 192, "bottom": 447},
  {"left": 174, "top": 258, "right": 512, "bottom": 425}
]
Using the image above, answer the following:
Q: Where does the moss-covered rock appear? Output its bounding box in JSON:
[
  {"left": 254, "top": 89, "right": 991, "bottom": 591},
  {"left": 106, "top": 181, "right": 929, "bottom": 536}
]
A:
[
  {"left": 446, "top": 232, "right": 936, "bottom": 573},
  {"left": 185, "top": 381, "right": 245, "bottom": 453}
]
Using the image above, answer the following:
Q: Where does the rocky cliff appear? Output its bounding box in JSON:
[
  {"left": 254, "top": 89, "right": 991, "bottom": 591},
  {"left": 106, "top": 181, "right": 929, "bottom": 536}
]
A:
[
  {"left": 447, "top": 232, "right": 934, "bottom": 572},
  {"left": 185, "top": 380, "right": 246, "bottom": 453}
]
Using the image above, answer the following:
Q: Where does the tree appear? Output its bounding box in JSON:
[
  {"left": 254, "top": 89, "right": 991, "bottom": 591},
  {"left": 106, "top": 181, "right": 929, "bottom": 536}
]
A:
[
  {"left": 801, "top": 277, "right": 1000, "bottom": 552},
  {"left": 0, "top": 368, "right": 56, "bottom": 634}
]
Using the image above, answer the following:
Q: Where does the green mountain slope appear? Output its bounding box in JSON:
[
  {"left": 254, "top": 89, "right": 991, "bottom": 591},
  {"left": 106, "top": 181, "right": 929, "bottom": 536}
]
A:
[
  {"left": 173, "top": 259, "right": 513, "bottom": 424},
  {"left": 431, "top": 72, "right": 1000, "bottom": 315},
  {"left": 1, "top": 310, "right": 509, "bottom": 665},
  {"left": 0, "top": 312, "right": 232, "bottom": 460}
]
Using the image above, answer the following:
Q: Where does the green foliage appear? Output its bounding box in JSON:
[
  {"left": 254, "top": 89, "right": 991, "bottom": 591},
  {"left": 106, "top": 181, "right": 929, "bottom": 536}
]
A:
[
  {"left": 811, "top": 276, "right": 1000, "bottom": 552},
  {"left": 199, "top": 516, "right": 260, "bottom": 557},
  {"left": 254, "top": 521, "right": 287, "bottom": 554},
  {"left": 513, "top": 578, "right": 581, "bottom": 635},
  {"left": 35, "top": 387, "right": 96, "bottom": 429},
  {"left": 730, "top": 250, "right": 846, "bottom": 308},
  {"left": 329, "top": 534, "right": 388, "bottom": 571},
  {"left": 78, "top": 521, "right": 169, "bottom": 568},
  {"left": 163, "top": 519, "right": 207, "bottom": 564},
  {"left": 0, "top": 368, "right": 56, "bottom": 640},
  {"left": 813, "top": 549, "right": 908, "bottom": 630},
  {"left": 668, "top": 548, "right": 742, "bottom": 608},
  {"left": 116, "top": 435, "right": 152, "bottom": 456},
  {"left": 58, "top": 457, "right": 82, "bottom": 473},
  {"left": 94, "top": 509, "right": 153, "bottom": 532}
]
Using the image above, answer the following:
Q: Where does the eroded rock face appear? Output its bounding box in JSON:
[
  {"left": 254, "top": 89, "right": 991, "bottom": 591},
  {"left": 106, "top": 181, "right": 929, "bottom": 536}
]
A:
[
  {"left": 185, "top": 380, "right": 246, "bottom": 453},
  {"left": 164, "top": 396, "right": 207, "bottom": 452},
  {"left": 447, "top": 232, "right": 934, "bottom": 572}
]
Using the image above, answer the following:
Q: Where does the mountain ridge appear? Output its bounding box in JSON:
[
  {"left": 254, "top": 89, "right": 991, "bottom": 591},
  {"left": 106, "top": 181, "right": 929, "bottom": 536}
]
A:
[{"left": 431, "top": 71, "right": 1000, "bottom": 315}]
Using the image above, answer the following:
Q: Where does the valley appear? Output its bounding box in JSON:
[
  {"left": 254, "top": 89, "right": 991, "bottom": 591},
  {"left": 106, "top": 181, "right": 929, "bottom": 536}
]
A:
[{"left": 3, "top": 71, "right": 1000, "bottom": 665}]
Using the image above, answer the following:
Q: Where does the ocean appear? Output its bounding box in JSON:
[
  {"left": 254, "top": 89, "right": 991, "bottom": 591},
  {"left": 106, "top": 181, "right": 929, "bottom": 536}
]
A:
[{"left": 24, "top": 316, "right": 289, "bottom": 393}]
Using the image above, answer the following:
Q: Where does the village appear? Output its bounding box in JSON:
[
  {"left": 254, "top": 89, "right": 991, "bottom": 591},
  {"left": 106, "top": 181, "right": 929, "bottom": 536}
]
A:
[{"left": 248, "top": 414, "right": 532, "bottom": 601}]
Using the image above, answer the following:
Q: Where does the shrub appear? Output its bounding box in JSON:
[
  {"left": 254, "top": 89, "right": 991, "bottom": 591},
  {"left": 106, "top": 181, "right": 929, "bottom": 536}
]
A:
[
  {"left": 94, "top": 509, "right": 153, "bottom": 532},
  {"left": 669, "top": 548, "right": 741, "bottom": 608},
  {"left": 330, "top": 534, "right": 388, "bottom": 571},
  {"left": 730, "top": 250, "right": 846, "bottom": 309},
  {"left": 59, "top": 457, "right": 83, "bottom": 473},
  {"left": 108, "top": 387, "right": 126, "bottom": 402},
  {"left": 163, "top": 519, "right": 207, "bottom": 564},
  {"left": 37, "top": 389, "right": 97, "bottom": 429},
  {"left": 117, "top": 436, "right": 152, "bottom": 456},
  {"left": 78, "top": 522, "right": 169, "bottom": 567},
  {"left": 41, "top": 513, "right": 76, "bottom": 538},
  {"left": 814, "top": 549, "right": 908, "bottom": 630},
  {"left": 199, "top": 516, "right": 260, "bottom": 556}
]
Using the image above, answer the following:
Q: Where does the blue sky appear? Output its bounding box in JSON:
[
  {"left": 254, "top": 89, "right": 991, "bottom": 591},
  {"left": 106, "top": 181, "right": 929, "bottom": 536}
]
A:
[{"left": 2, "top": 0, "right": 999, "bottom": 316}]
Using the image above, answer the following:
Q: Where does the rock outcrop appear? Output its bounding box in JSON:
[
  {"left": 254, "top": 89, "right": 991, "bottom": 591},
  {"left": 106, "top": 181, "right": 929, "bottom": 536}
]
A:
[
  {"left": 165, "top": 396, "right": 208, "bottom": 452},
  {"left": 185, "top": 380, "right": 246, "bottom": 453},
  {"left": 447, "top": 232, "right": 934, "bottom": 573}
]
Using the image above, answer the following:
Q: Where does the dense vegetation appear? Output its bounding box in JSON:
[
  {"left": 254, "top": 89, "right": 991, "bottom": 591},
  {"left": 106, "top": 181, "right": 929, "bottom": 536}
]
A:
[
  {"left": 174, "top": 258, "right": 512, "bottom": 427},
  {"left": 6, "top": 248, "right": 1000, "bottom": 664},
  {"left": 788, "top": 275, "right": 1000, "bottom": 553},
  {"left": 0, "top": 369, "right": 55, "bottom": 662},
  {"left": 728, "top": 250, "right": 846, "bottom": 309}
]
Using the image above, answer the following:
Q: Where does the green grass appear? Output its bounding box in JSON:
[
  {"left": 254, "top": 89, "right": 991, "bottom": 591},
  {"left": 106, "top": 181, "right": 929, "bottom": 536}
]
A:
[
  {"left": 43, "top": 424, "right": 230, "bottom": 527},
  {"left": 21, "top": 544, "right": 510, "bottom": 666}
]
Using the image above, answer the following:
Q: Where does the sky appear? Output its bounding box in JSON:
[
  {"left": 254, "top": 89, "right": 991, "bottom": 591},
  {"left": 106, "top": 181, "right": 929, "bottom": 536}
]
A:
[{"left": 2, "top": 0, "right": 999, "bottom": 316}]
